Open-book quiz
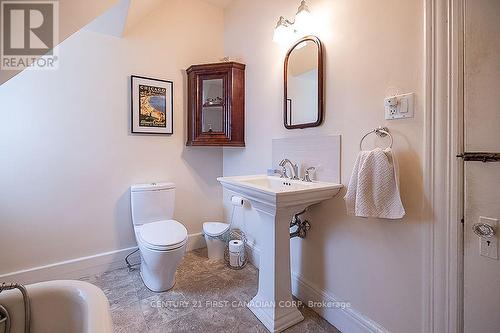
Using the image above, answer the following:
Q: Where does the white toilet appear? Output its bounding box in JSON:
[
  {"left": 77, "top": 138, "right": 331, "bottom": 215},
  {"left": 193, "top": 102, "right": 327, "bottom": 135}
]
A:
[{"left": 130, "top": 182, "right": 187, "bottom": 292}]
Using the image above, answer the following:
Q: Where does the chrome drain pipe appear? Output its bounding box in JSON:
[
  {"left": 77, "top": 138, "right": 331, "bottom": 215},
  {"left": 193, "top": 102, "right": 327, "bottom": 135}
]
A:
[
  {"left": 290, "top": 209, "right": 311, "bottom": 239},
  {"left": 0, "top": 282, "right": 31, "bottom": 333}
]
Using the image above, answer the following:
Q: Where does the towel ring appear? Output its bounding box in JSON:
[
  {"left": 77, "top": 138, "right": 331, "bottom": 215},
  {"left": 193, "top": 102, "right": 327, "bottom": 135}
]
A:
[{"left": 359, "top": 126, "right": 393, "bottom": 150}]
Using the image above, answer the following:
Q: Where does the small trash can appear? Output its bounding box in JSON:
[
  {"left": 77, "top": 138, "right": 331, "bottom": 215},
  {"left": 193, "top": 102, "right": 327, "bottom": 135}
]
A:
[{"left": 203, "top": 222, "right": 229, "bottom": 260}]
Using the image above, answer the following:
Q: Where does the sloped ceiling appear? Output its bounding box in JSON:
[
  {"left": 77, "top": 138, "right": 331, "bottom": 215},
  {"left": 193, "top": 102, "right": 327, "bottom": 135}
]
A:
[
  {"left": 202, "top": 0, "right": 234, "bottom": 8},
  {"left": 123, "top": 0, "right": 232, "bottom": 34},
  {"left": 0, "top": 0, "right": 118, "bottom": 85},
  {"left": 85, "top": 0, "right": 132, "bottom": 37},
  {"left": 0, "top": 0, "right": 233, "bottom": 85},
  {"left": 123, "top": 0, "right": 165, "bottom": 35}
]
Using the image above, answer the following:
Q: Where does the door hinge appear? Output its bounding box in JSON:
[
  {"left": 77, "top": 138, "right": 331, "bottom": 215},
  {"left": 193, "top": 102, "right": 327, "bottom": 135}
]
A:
[{"left": 456, "top": 152, "right": 500, "bottom": 162}]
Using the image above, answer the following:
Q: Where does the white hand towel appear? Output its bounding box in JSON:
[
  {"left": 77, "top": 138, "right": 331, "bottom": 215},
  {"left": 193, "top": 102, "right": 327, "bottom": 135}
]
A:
[{"left": 344, "top": 148, "right": 405, "bottom": 219}]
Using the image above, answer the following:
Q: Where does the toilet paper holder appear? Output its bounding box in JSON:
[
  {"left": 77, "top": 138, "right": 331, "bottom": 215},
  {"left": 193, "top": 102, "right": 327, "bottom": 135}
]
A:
[
  {"left": 222, "top": 195, "right": 248, "bottom": 269},
  {"left": 231, "top": 195, "right": 246, "bottom": 207},
  {"left": 224, "top": 228, "right": 248, "bottom": 270}
]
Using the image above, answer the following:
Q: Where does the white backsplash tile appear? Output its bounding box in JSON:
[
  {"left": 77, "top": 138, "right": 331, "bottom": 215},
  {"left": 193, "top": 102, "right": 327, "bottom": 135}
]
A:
[{"left": 272, "top": 135, "right": 341, "bottom": 183}]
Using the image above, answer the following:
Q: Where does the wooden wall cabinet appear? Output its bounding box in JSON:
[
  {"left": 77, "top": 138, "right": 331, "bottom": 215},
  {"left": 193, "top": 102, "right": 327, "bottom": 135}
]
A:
[{"left": 186, "top": 62, "right": 245, "bottom": 147}]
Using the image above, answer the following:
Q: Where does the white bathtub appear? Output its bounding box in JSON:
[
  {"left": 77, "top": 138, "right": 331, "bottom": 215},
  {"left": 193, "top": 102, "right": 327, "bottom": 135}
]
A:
[{"left": 0, "top": 280, "right": 113, "bottom": 333}]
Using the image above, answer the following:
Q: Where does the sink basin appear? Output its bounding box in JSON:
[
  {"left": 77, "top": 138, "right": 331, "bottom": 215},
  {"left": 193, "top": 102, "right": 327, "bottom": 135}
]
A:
[
  {"left": 225, "top": 175, "right": 337, "bottom": 191},
  {"left": 217, "top": 175, "right": 342, "bottom": 332},
  {"left": 218, "top": 175, "right": 342, "bottom": 208}
]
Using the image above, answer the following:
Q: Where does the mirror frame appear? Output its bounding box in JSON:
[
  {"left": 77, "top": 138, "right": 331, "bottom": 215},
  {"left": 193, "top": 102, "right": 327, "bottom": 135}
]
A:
[{"left": 283, "top": 35, "right": 324, "bottom": 129}]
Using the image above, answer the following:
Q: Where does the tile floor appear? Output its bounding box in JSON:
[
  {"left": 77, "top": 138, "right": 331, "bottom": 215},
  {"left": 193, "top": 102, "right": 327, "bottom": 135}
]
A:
[{"left": 80, "top": 248, "right": 341, "bottom": 333}]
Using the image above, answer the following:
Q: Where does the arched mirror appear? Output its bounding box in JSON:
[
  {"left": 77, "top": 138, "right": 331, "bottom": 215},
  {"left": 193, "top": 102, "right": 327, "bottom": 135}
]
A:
[{"left": 284, "top": 35, "right": 323, "bottom": 129}]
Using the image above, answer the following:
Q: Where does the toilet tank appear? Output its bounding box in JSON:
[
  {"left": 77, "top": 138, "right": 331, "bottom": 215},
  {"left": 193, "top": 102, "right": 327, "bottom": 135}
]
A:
[{"left": 130, "top": 182, "right": 175, "bottom": 225}]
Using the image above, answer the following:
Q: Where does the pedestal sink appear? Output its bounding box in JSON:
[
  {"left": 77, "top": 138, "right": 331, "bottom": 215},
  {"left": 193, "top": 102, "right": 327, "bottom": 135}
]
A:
[{"left": 217, "top": 175, "right": 342, "bottom": 332}]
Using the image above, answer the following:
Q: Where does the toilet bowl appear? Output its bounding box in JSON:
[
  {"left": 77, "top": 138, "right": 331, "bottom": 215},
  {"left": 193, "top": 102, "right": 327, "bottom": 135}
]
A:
[
  {"left": 136, "top": 220, "right": 187, "bottom": 291},
  {"left": 131, "top": 182, "right": 187, "bottom": 292}
]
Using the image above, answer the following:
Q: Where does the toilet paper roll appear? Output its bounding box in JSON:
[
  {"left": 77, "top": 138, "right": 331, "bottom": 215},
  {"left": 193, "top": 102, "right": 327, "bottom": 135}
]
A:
[
  {"left": 231, "top": 195, "right": 245, "bottom": 207},
  {"left": 239, "top": 247, "right": 246, "bottom": 265},
  {"left": 229, "top": 240, "right": 244, "bottom": 252},
  {"left": 229, "top": 252, "right": 239, "bottom": 267}
]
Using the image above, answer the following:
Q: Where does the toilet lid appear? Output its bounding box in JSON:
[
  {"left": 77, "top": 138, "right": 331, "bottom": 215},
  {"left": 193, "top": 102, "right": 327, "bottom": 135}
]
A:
[{"left": 139, "top": 220, "right": 187, "bottom": 250}]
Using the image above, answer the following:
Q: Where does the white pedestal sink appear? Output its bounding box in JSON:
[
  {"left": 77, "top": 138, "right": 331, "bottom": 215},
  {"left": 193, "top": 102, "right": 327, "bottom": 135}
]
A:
[{"left": 217, "top": 175, "right": 342, "bottom": 332}]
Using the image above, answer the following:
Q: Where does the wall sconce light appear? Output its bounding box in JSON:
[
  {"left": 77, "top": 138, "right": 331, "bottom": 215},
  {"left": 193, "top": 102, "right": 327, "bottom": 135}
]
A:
[{"left": 273, "top": 0, "right": 313, "bottom": 45}]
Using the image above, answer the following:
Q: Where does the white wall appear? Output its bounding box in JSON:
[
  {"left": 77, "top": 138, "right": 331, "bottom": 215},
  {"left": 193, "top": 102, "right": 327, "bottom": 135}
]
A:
[
  {"left": 223, "top": 0, "right": 425, "bottom": 332},
  {"left": 0, "top": 0, "right": 225, "bottom": 274}
]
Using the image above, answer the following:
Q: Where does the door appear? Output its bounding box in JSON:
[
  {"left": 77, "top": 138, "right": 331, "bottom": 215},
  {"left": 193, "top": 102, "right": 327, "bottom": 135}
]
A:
[{"left": 463, "top": 1, "right": 500, "bottom": 332}]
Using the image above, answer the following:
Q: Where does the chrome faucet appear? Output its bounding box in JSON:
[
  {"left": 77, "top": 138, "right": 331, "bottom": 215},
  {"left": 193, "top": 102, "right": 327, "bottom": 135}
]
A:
[{"left": 279, "top": 159, "right": 299, "bottom": 180}]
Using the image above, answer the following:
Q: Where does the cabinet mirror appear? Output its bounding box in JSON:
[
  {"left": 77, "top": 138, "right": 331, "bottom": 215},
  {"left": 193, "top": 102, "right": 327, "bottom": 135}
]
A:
[{"left": 201, "top": 78, "right": 224, "bottom": 133}]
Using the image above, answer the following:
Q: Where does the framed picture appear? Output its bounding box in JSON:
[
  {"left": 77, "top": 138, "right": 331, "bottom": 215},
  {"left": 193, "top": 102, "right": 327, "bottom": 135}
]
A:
[{"left": 131, "top": 75, "right": 173, "bottom": 134}]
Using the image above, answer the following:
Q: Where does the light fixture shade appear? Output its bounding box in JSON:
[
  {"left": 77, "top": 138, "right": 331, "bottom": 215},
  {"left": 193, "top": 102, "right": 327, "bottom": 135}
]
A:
[
  {"left": 273, "top": 25, "right": 289, "bottom": 44},
  {"left": 294, "top": 0, "right": 312, "bottom": 33},
  {"left": 273, "top": 17, "right": 292, "bottom": 44}
]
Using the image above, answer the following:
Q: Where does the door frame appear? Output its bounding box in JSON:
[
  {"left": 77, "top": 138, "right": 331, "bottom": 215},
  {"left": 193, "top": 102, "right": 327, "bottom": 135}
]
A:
[{"left": 424, "top": 0, "right": 464, "bottom": 332}]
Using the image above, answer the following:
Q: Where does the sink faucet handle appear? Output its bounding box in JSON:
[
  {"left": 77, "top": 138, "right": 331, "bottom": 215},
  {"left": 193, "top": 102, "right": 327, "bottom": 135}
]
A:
[
  {"left": 304, "top": 167, "right": 316, "bottom": 182},
  {"left": 267, "top": 168, "right": 285, "bottom": 178}
]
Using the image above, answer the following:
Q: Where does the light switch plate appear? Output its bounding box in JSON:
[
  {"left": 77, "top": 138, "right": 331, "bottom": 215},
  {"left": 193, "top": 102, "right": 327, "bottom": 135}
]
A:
[
  {"left": 479, "top": 216, "right": 498, "bottom": 260},
  {"left": 385, "top": 93, "right": 414, "bottom": 120}
]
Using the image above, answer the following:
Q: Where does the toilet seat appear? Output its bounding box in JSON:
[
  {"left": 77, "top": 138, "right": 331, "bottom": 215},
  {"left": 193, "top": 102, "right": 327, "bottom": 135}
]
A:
[{"left": 139, "top": 220, "right": 187, "bottom": 251}]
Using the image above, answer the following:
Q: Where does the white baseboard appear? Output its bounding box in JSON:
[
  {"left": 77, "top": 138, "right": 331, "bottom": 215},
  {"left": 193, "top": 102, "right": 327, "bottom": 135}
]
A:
[
  {"left": 246, "top": 244, "right": 388, "bottom": 333},
  {"left": 292, "top": 273, "right": 389, "bottom": 333},
  {"left": 0, "top": 233, "right": 206, "bottom": 285},
  {"left": 0, "top": 246, "right": 139, "bottom": 285},
  {"left": 186, "top": 232, "right": 206, "bottom": 252}
]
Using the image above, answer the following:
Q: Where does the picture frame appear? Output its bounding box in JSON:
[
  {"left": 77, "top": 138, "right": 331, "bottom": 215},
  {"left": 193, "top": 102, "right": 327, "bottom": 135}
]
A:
[{"left": 131, "top": 75, "right": 173, "bottom": 134}]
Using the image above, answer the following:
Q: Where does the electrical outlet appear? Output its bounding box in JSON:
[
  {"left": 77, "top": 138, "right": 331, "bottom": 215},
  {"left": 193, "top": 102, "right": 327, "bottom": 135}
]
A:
[
  {"left": 479, "top": 216, "right": 498, "bottom": 260},
  {"left": 384, "top": 93, "right": 414, "bottom": 120}
]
